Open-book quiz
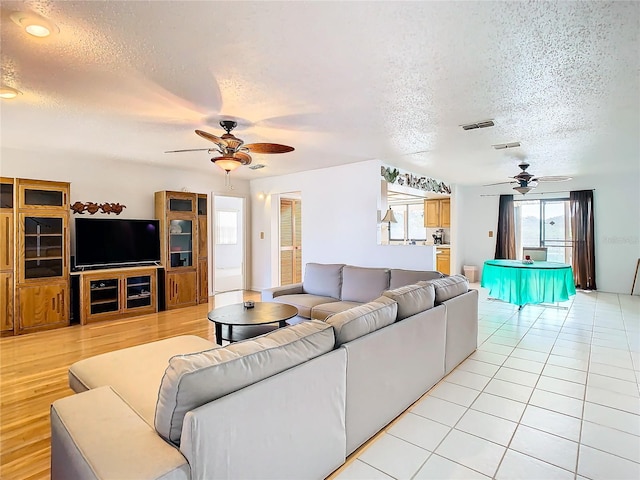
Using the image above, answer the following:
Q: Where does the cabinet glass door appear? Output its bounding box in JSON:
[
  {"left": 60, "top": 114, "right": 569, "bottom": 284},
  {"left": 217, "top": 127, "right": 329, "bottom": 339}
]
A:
[
  {"left": 23, "top": 188, "right": 64, "bottom": 207},
  {"left": 126, "top": 275, "right": 152, "bottom": 309},
  {"left": 23, "top": 217, "right": 64, "bottom": 279},
  {"left": 0, "top": 183, "right": 13, "bottom": 209},
  {"left": 169, "top": 198, "right": 193, "bottom": 212},
  {"left": 89, "top": 278, "right": 119, "bottom": 315},
  {"left": 169, "top": 220, "right": 193, "bottom": 267}
]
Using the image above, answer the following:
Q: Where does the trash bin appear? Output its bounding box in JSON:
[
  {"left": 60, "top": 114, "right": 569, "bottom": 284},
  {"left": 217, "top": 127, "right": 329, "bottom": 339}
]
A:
[{"left": 463, "top": 265, "right": 479, "bottom": 283}]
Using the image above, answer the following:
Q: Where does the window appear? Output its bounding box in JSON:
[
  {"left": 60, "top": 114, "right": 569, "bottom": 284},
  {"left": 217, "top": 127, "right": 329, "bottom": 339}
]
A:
[
  {"left": 514, "top": 199, "right": 572, "bottom": 263},
  {"left": 389, "top": 203, "right": 426, "bottom": 242},
  {"left": 216, "top": 210, "right": 238, "bottom": 245}
]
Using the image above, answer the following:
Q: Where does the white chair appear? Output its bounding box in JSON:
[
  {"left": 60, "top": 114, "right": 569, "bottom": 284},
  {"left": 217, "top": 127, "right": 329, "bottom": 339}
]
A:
[{"left": 522, "top": 247, "right": 548, "bottom": 261}]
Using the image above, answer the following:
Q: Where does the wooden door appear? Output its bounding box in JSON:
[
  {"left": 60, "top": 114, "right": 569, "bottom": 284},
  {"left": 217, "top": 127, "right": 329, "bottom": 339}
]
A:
[
  {"left": 166, "top": 271, "right": 197, "bottom": 308},
  {"left": 424, "top": 200, "right": 440, "bottom": 228},
  {"left": 440, "top": 199, "right": 451, "bottom": 227},
  {"left": 0, "top": 272, "right": 13, "bottom": 333},
  {"left": 280, "top": 199, "right": 302, "bottom": 285},
  {"left": 0, "top": 212, "right": 13, "bottom": 271},
  {"left": 16, "top": 282, "right": 68, "bottom": 333}
]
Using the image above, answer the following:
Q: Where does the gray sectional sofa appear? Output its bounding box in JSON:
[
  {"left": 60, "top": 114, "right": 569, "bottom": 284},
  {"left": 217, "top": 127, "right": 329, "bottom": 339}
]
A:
[
  {"left": 50, "top": 265, "right": 478, "bottom": 480},
  {"left": 261, "top": 263, "right": 446, "bottom": 322}
]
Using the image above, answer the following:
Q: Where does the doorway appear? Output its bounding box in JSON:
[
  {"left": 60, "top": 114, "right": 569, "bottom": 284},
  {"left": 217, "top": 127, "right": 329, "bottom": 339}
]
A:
[
  {"left": 212, "top": 195, "right": 245, "bottom": 293},
  {"left": 280, "top": 194, "right": 302, "bottom": 285}
]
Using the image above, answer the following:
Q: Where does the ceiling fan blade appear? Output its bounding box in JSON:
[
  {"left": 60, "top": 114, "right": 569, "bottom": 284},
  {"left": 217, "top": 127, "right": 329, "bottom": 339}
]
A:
[
  {"left": 532, "top": 176, "right": 573, "bottom": 182},
  {"left": 165, "top": 148, "right": 213, "bottom": 153},
  {"left": 483, "top": 181, "right": 516, "bottom": 186},
  {"left": 195, "top": 129, "right": 228, "bottom": 147},
  {"left": 244, "top": 143, "right": 295, "bottom": 154}
]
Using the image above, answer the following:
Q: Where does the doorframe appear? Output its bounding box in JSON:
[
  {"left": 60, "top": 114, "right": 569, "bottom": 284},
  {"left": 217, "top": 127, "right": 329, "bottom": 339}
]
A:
[{"left": 210, "top": 192, "right": 248, "bottom": 293}]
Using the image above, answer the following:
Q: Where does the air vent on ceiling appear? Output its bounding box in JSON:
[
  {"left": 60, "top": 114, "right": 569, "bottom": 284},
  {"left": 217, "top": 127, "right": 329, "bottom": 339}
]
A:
[
  {"left": 461, "top": 120, "right": 495, "bottom": 130},
  {"left": 492, "top": 141, "right": 521, "bottom": 150},
  {"left": 249, "top": 164, "right": 266, "bottom": 170}
]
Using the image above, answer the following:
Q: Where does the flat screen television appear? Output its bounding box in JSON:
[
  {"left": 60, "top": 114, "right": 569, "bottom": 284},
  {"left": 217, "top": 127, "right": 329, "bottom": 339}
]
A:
[{"left": 74, "top": 218, "right": 161, "bottom": 268}]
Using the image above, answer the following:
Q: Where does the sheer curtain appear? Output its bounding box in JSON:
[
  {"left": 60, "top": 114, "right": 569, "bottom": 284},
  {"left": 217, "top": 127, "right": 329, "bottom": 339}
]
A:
[
  {"left": 494, "top": 194, "right": 516, "bottom": 259},
  {"left": 570, "top": 190, "right": 596, "bottom": 289}
]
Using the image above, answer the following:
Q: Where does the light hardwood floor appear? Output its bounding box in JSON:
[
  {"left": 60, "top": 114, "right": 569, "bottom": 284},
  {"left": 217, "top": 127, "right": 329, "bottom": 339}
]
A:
[{"left": 0, "top": 290, "right": 260, "bottom": 480}]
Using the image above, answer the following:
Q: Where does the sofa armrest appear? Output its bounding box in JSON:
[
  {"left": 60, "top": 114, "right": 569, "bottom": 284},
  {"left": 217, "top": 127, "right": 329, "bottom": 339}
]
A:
[
  {"left": 261, "top": 282, "right": 304, "bottom": 301},
  {"left": 443, "top": 289, "right": 479, "bottom": 374},
  {"left": 51, "top": 386, "right": 189, "bottom": 480}
]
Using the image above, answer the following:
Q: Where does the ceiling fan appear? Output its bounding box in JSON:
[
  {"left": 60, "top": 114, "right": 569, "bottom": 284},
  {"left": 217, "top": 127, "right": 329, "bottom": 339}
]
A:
[
  {"left": 484, "top": 162, "right": 572, "bottom": 194},
  {"left": 166, "top": 120, "right": 294, "bottom": 180}
]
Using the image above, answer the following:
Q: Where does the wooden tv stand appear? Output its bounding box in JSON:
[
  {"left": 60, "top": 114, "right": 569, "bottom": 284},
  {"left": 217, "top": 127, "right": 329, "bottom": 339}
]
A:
[{"left": 74, "top": 266, "right": 159, "bottom": 325}]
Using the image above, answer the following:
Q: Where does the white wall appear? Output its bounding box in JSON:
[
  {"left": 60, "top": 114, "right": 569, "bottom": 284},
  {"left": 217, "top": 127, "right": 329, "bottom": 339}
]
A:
[
  {"left": 250, "top": 160, "right": 437, "bottom": 290},
  {"left": 457, "top": 172, "right": 640, "bottom": 294}
]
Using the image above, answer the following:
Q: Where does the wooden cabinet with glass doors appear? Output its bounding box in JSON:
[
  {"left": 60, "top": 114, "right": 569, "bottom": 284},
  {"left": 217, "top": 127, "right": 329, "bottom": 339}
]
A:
[
  {"left": 79, "top": 267, "right": 157, "bottom": 324},
  {"left": 155, "top": 191, "right": 207, "bottom": 310},
  {"left": 14, "top": 179, "right": 70, "bottom": 334}
]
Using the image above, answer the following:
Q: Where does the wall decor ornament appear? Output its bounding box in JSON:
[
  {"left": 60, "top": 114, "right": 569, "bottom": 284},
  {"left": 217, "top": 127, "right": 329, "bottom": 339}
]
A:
[
  {"left": 70, "top": 202, "right": 127, "bottom": 215},
  {"left": 381, "top": 166, "right": 451, "bottom": 194}
]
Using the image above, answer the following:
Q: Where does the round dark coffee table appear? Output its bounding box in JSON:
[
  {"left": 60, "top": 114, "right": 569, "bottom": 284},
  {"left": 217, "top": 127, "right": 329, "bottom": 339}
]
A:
[{"left": 207, "top": 302, "right": 298, "bottom": 345}]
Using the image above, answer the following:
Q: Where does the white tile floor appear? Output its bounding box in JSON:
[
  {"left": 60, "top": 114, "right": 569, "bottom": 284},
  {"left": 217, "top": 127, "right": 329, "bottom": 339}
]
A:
[{"left": 336, "top": 286, "right": 640, "bottom": 480}]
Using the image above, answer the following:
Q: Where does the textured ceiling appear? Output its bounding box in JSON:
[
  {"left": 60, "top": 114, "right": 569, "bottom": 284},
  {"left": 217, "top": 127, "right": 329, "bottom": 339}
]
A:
[{"left": 1, "top": 1, "right": 638, "bottom": 185}]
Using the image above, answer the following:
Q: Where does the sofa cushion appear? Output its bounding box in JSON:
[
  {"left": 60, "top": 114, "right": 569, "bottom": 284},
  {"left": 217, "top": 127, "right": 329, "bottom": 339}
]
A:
[
  {"left": 389, "top": 269, "right": 445, "bottom": 290},
  {"left": 310, "top": 301, "right": 362, "bottom": 321},
  {"left": 382, "top": 283, "right": 436, "bottom": 320},
  {"left": 155, "top": 320, "right": 335, "bottom": 445},
  {"left": 68, "top": 335, "right": 215, "bottom": 427},
  {"left": 325, "top": 296, "right": 397, "bottom": 347},
  {"left": 273, "top": 293, "right": 339, "bottom": 319},
  {"left": 303, "top": 263, "right": 344, "bottom": 299},
  {"left": 340, "top": 266, "right": 390, "bottom": 303},
  {"left": 421, "top": 274, "right": 469, "bottom": 303}
]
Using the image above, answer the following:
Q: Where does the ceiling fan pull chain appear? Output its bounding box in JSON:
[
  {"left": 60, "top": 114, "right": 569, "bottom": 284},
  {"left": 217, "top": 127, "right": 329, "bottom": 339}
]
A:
[{"left": 224, "top": 171, "right": 234, "bottom": 189}]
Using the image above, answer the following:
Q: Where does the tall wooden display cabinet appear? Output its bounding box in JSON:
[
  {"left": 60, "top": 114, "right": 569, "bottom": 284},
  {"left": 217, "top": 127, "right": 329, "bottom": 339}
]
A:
[
  {"left": 155, "top": 191, "right": 208, "bottom": 310},
  {"left": 14, "top": 179, "right": 70, "bottom": 334}
]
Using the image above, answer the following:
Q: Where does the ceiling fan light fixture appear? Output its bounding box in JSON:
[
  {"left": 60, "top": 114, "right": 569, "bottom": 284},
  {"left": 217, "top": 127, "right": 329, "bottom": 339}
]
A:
[
  {"left": 513, "top": 186, "right": 533, "bottom": 195},
  {"left": 212, "top": 156, "right": 242, "bottom": 173}
]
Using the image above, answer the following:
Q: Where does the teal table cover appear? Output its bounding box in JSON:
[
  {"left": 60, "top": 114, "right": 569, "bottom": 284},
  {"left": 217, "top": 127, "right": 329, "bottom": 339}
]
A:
[{"left": 481, "top": 260, "right": 576, "bottom": 306}]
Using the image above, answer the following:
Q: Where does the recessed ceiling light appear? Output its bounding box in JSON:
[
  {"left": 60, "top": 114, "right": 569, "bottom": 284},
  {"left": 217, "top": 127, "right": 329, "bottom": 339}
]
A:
[
  {"left": 10, "top": 11, "right": 59, "bottom": 38},
  {"left": 249, "top": 164, "right": 266, "bottom": 170},
  {"left": 0, "top": 86, "right": 22, "bottom": 99}
]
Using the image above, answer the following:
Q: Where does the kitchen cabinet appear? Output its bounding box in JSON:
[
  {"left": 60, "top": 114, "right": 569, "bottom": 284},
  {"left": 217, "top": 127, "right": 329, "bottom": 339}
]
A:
[
  {"left": 436, "top": 248, "right": 451, "bottom": 275},
  {"left": 424, "top": 198, "right": 450, "bottom": 228}
]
